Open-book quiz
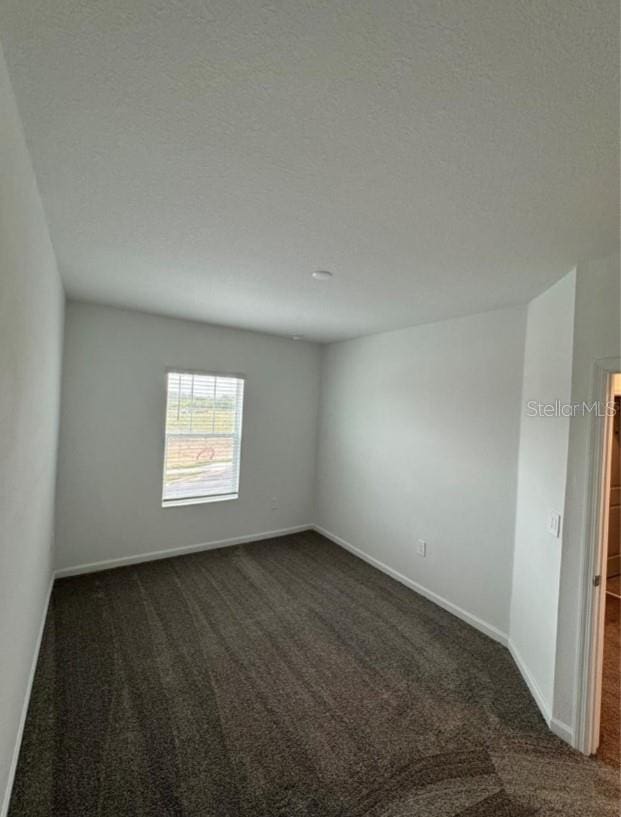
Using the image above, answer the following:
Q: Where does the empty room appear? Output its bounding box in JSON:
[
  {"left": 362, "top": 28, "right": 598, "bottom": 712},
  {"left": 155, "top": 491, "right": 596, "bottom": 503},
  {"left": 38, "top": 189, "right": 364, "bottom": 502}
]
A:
[{"left": 1, "top": 2, "right": 620, "bottom": 816}]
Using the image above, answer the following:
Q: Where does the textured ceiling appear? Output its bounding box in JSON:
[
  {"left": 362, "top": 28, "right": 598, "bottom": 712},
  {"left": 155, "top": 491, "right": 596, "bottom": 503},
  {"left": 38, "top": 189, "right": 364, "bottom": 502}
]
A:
[{"left": 0, "top": 1, "right": 618, "bottom": 341}]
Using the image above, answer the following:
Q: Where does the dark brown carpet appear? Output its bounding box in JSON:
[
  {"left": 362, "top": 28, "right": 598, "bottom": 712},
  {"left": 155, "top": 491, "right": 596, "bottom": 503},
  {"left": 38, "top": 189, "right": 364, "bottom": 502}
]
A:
[
  {"left": 597, "top": 593, "right": 620, "bottom": 768},
  {"left": 9, "top": 531, "right": 620, "bottom": 816}
]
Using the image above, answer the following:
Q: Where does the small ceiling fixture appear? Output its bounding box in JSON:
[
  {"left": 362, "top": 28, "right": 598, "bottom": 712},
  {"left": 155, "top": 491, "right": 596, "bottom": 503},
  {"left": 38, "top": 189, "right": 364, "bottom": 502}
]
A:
[
  {"left": 312, "top": 270, "right": 333, "bottom": 281},
  {"left": 291, "top": 335, "right": 304, "bottom": 341}
]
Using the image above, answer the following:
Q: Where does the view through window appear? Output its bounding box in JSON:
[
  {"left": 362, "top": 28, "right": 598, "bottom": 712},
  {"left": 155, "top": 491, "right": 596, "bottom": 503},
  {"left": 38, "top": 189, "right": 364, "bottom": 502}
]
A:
[{"left": 162, "top": 371, "right": 244, "bottom": 505}]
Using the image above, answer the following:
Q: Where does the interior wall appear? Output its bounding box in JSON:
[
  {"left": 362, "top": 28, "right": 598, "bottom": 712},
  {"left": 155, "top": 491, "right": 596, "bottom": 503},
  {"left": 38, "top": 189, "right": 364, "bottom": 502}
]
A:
[
  {"left": 55, "top": 302, "right": 321, "bottom": 571},
  {"left": 315, "top": 306, "right": 527, "bottom": 637},
  {"left": 0, "top": 42, "right": 64, "bottom": 816},
  {"left": 509, "top": 270, "right": 576, "bottom": 718},
  {"left": 553, "top": 253, "right": 621, "bottom": 735}
]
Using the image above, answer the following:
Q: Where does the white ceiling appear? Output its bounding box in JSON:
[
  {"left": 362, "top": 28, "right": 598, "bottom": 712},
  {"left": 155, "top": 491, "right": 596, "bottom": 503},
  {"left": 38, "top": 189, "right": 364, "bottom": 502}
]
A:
[{"left": 0, "top": 1, "right": 618, "bottom": 342}]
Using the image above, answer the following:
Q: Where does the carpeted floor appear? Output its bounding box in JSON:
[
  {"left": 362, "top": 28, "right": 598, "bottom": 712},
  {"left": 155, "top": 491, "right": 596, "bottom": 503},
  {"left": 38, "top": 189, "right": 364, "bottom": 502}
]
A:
[
  {"left": 9, "top": 531, "right": 620, "bottom": 816},
  {"left": 597, "top": 593, "right": 620, "bottom": 768}
]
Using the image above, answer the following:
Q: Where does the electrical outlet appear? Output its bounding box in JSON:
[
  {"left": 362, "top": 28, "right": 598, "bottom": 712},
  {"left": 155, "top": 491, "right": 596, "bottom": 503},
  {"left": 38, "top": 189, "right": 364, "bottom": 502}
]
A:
[
  {"left": 548, "top": 512, "right": 561, "bottom": 538},
  {"left": 416, "top": 539, "right": 427, "bottom": 557},
  {"left": 270, "top": 497, "right": 278, "bottom": 511}
]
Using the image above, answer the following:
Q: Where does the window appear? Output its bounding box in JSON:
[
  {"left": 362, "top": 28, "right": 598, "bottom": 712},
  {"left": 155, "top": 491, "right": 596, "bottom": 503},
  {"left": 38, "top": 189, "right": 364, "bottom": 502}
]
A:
[{"left": 162, "top": 371, "right": 245, "bottom": 506}]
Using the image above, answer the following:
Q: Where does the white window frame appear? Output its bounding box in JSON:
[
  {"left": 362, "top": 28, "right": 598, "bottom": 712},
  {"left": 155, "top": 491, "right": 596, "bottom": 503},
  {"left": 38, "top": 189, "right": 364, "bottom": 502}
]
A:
[{"left": 161, "top": 368, "right": 245, "bottom": 508}]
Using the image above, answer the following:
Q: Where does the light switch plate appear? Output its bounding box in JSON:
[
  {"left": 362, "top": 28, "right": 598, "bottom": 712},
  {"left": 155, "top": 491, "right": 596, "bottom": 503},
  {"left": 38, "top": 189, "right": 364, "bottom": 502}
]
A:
[
  {"left": 548, "top": 513, "right": 561, "bottom": 538},
  {"left": 416, "top": 539, "right": 427, "bottom": 557}
]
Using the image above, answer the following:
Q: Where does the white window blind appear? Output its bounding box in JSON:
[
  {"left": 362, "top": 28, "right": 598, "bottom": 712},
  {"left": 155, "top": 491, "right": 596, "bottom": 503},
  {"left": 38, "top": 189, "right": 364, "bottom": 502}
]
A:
[{"left": 162, "top": 371, "right": 245, "bottom": 506}]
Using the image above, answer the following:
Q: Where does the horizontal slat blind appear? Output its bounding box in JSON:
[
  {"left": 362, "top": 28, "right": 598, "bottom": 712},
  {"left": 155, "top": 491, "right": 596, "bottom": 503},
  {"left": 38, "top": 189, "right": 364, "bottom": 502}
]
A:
[{"left": 162, "top": 371, "right": 244, "bottom": 505}]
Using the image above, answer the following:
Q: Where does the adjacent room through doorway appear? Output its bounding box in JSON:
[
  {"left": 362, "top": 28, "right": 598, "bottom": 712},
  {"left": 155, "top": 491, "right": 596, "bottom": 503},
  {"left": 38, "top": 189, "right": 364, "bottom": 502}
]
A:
[{"left": 597, "top": 375, "right": 621, "bottom": 768}]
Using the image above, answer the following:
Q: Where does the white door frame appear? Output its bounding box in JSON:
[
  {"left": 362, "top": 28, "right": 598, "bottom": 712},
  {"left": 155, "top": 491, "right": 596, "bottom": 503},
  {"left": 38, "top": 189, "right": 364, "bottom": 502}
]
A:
[{"left": 575, "top": 357, "right": 620, "bottom": 755}]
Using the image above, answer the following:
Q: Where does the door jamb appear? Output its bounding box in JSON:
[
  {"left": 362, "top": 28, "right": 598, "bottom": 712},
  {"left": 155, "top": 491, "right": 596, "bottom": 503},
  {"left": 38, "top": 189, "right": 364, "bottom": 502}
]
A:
[{"left": 575, "top": 358, "right": 619, "bottom": 755}]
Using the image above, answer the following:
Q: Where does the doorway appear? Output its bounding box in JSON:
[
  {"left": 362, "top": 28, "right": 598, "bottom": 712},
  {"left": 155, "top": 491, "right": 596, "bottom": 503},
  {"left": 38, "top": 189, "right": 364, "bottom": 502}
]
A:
[{"left": 580, "top": 369, "right": 621, "bottom": 767}]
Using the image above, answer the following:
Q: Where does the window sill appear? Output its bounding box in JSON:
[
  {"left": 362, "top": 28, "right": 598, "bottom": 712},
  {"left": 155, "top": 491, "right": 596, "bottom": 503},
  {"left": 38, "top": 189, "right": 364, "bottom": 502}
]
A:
[{"left": 162, "top": 493, "right": 238, "bottom": 508}]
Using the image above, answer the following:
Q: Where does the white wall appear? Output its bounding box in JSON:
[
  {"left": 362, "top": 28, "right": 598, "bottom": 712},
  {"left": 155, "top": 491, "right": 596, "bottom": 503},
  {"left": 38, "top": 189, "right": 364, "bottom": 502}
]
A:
[
  {"left": 315, "top": 306, "right": 527, "bottom": 637},
  {"left": 553, "top": 253, "right": 621, "bottom": 734},
  {"left": 55, "top": 302, "right": 321, "bottom": 571},
  {"left": 509, "top": 271, "right": 576, "bottom": 719},
  {"left": 0, "top": 43, "right": 64, "bottom": 816},
  {"left": 53, "top": 271, "right": 619, "bottom": 751}
]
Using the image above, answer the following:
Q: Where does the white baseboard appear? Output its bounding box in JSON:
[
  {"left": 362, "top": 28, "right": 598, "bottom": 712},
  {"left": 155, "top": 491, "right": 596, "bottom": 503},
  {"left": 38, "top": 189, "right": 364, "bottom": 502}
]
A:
[
  {"left": 2, "top": 526, "right": 311, "bottom": 812},
  {"left": 505, "top": 643, "right": 576, "bottom": 748},
  {"left": 507, "top": 640, "right": 552, "bottom": 724},
  {"left": 549, "top": 717, "right": 575, "bottom": 746},
  {"left": 3, "top": 522, "right": 576, "bottom": 817},
  {"left": 54, "top": 524, "right": 313, "bottom": 578},
  {"left": 313, "top": 525, "right": 580, "bottom": 749},
  {"left": 313, "top": 525, "right": 508, "bottom": 647},
  {"left": 1, "top": 576, "right": 54, "bottom": 817}
]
